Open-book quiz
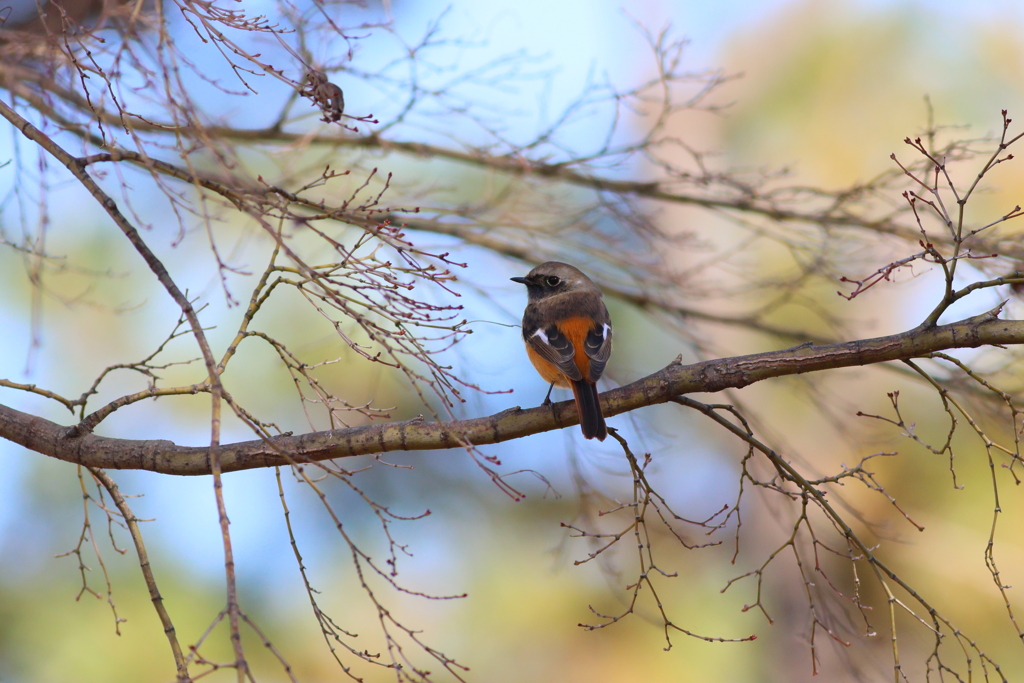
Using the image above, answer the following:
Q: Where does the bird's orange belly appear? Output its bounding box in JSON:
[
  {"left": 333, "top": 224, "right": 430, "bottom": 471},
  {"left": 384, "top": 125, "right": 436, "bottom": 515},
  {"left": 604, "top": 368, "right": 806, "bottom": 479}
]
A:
[{"left": 526, "top": 345, "right": 571, "bottom": 386}]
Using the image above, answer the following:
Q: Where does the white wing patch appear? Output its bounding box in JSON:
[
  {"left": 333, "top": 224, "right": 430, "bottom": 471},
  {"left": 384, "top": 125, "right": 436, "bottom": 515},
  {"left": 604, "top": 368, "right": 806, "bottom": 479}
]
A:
[
  {"left": 531, "top": 328, "right": 550, "bottom": 345},
  {"left": 602, "top": 323, "right": 611, "bottom": 339}
]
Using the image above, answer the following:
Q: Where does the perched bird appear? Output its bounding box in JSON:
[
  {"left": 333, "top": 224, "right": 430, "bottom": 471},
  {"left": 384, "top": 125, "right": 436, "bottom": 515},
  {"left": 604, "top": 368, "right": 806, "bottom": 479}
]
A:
[{"left": 511, "top": 261, "right": 612, "bottom": 440}]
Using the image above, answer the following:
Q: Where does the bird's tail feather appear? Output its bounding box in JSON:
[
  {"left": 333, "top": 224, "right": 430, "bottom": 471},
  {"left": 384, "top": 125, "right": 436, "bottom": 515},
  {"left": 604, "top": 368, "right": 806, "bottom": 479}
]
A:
[{"left": 571, "top": 380, "right": 607, "bottom": 441}]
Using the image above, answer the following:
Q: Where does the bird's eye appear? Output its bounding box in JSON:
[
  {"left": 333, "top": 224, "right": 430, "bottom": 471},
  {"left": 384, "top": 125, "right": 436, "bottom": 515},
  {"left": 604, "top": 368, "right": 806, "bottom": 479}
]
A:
[{"left": 546, "top": 275, "right": 561, "bottom": 287}]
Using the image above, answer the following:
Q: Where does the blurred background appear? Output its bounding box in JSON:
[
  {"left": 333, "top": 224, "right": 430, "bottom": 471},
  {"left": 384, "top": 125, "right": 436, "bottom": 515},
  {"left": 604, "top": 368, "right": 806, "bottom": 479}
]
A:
[{"left": 2, "top": 0, "right": 1024, "bottom": 681}]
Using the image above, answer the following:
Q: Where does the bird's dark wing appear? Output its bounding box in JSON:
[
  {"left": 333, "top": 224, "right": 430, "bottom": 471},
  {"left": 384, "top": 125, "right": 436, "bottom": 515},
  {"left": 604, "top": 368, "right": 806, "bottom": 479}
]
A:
[
  {"left": 583, "top": 322, "right": 612, "bottom": 383},
  {"left": 524, "top": 323, "right": 583, "bottom": 382}
]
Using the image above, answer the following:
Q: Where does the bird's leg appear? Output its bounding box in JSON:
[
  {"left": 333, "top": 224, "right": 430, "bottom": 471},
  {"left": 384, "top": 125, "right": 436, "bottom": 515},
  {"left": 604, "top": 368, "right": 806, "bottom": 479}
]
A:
[{"left": 542, "top": 381, "right": 556, "bottom": 406}]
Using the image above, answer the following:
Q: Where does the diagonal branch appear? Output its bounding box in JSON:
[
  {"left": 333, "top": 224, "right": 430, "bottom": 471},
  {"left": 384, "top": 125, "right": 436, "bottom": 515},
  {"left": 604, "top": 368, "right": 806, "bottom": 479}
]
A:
[
  {"left": 89, "top": 468, "right": 192, "bottom": 683},
  {"left": 0, "top": 91, "right": 250, "bottom": 677}
]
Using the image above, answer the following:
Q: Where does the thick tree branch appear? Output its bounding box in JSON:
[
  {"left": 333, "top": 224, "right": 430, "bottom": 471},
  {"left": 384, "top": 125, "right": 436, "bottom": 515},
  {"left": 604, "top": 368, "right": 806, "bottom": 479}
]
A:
[{"left": 2, "top": 313, "right": 1019, "bottom": 475}]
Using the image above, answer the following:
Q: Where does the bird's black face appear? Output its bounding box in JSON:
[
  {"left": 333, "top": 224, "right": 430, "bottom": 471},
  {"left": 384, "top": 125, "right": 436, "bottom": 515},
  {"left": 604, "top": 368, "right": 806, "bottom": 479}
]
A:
[{"left": 511, "top": 273, "right": 567, "bottom": 300}]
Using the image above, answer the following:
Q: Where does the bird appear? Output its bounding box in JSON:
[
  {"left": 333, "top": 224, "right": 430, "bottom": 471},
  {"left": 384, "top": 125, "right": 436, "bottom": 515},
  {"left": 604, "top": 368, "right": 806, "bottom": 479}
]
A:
[{"left": 511, "top": 261, "right": 612, "bottom": 440}]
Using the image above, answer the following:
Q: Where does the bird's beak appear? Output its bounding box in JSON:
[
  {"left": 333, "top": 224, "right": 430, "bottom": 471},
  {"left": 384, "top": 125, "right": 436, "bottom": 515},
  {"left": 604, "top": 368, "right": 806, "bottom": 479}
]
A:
[{"left": 510, "top": 276, "right": 528, "bottom": 284}]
